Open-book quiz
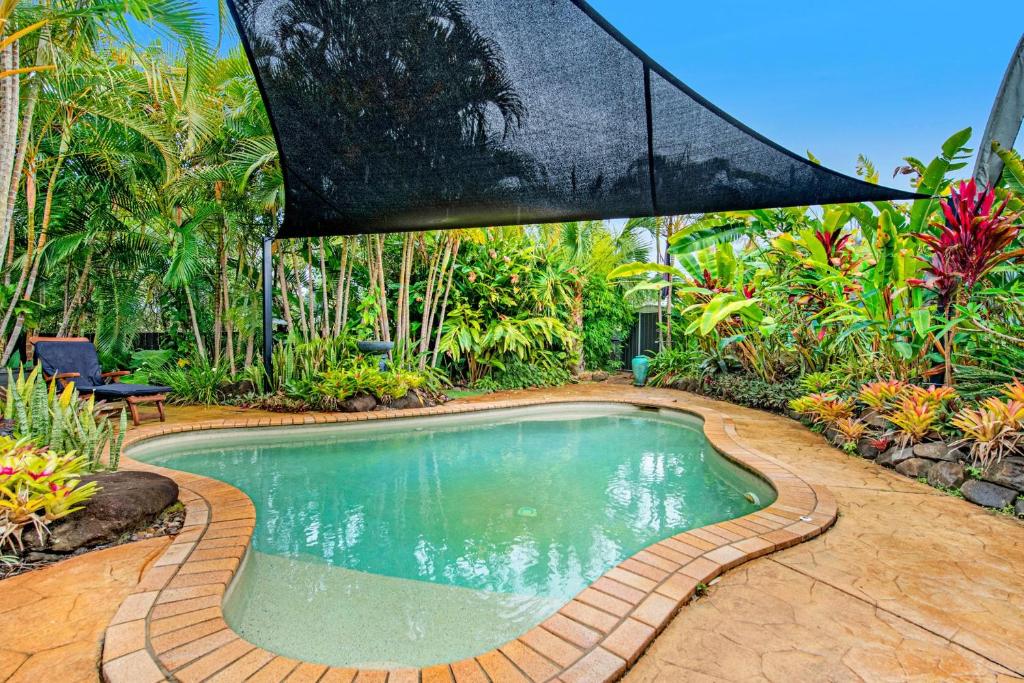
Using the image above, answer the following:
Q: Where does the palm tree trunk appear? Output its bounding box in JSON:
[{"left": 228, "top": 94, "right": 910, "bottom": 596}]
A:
[
  {"left": 318, "top": 238, "right": 330, "bottom": 338},
  {"left": 333, "top": 237, "right": 349, "bottom": 336},
  {"left": 1, "top": 32, "right": 45, "bottom": 270},
  {"left": 1, "top": 122, "right": 69, "bottom": 363},
  {"left": 290, "top": 249, "right": 309, "bottom": 340},
  {"left": 58, "top": 248, "right": 93, "bottom": 336},
  {"left": 305, "top": 241, "right": 316, "bottom": 339},
  {"left": 275, "top": 245, "right": 293, "bottom": 334},
  {"left": 431, "top": 238, "right": 460, "bottom": 368},
  {"left": 184, "top": 285, "right": 207, "bottom": 361},
  {"left": 374, "top": 235, "right": 391, "bottom": 342}
]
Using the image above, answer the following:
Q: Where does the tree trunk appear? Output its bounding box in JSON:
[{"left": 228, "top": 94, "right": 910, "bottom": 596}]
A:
[
  {"left": 318, "top": 238, "right": 330, "bottom": 338},
  {"left": 374, "top": 235, "right": 391, "bottom": 342},
  {"left": 58, "top": 248, "right": 93, "bottom": 336},
  {"left": 291, "top": 249, "right": 310, "bottom": 341},
  {"left": 1, "top": 121, "right": 69, "bottom": 363},
  {"left": 275, "top": 244, "right": 293, "bottom": 334},
  {"left": 431, "top": 238, "right": 460, "bottom": 368},
  {"left": 1, "top": 32, "right": 44, "bottom": 270},
  {"left": 184, "top": 285, "right": 207, "bottom": 361},
  {"left": 333, "top": 237, "right": 349, "bottom": 336}
]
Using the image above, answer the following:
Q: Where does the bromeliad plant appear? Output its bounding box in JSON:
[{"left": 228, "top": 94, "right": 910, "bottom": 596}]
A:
[
  {"left": 886, "top": 395, "right": 940, "bottom": 446},
  {"left": 858, "top": 380, "right": 909, "bottom": 410},
  {"left": 0, "top": 439, "right": 99, "bottom": 551},
  {"left": 952, "top": 397, "right": 1023, "bottom": 468}
]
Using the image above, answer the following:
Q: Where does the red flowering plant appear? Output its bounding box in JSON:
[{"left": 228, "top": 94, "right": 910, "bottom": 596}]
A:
[
  {"left": 910, "top": 179, "right": 1023, "bottom": 309},
  {"left": 909, "top": 180, "right": 1023, "bottom": 385}
]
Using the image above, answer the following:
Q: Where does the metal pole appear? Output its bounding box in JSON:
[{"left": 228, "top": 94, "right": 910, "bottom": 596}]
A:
[{"left": 262, "top": 235, "right": 273, "bottom": 385}]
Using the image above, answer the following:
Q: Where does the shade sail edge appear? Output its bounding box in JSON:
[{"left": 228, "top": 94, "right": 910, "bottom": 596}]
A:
[{"left": 226, "top": 0, "right": 924, "bottom": 240}]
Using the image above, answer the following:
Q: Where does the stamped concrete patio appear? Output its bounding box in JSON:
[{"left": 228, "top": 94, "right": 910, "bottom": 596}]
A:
[{"left": 1, "top": 382, "right": 1022, "bottom": 682}]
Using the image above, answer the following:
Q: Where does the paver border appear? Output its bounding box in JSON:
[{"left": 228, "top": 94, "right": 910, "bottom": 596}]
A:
[{"left": 101, "top": 396, "right": 838, "bottom": 683}]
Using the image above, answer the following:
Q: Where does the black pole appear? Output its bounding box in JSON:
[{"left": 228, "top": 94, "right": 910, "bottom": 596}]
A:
[{"left": 262, "top": 235, "right": 273, "bottom": 385}]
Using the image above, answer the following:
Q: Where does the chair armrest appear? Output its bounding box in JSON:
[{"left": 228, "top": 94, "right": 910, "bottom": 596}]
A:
[
  {"left": 43, "top": 372, "right": 80, "bottom": 388},
  {"left": 102, "top": 370, "right": 131, "bottom": 384},
  {"left": 48, "top": 372, "right": 81, "bottom": 381}
]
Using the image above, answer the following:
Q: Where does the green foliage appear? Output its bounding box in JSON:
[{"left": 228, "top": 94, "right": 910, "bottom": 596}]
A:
[
  {"left": 148, "top": 356, "right": 230, "bottom": 405},
  {"left": 0, "top": 439, "right": 99, "bottom": 552},
  {"left": 581, "top": 276, "right": 632, "bottom": 371},
  {"left": 471, "top": 359, "right": 572, "bottom": 392},
  {"left": 704, "top": 374, "right": 803, "bottom": 413},
  {"left": 1, "top": 368, "right": 125, "bottom": 472},
  {"left": 312, "top": 361, "right": 425, "bottom": 407}
]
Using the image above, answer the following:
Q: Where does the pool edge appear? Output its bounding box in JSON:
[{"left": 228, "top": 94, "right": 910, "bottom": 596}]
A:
[{"left": 101, "top": 396, "right": 838, "bottom": 683}]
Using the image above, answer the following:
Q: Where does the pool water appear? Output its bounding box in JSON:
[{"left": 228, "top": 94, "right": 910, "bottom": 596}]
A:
[{"left": 133, "top": 403, "right": 774, "bottom": 667}]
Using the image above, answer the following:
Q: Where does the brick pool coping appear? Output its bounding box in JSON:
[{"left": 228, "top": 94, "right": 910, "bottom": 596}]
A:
[{"left": 102, "top": 396, "right": 837, "bottom": 683}]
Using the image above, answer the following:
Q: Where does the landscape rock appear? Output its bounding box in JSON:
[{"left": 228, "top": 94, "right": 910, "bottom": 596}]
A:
[
  {"left": 960, "top": 479, "right": 1017, "bottom": 509},
  {"left": 877, "top": 446, "right": 915, "bottom": 469},
  {"left": 578, "top": 371, "right": 594, "bottom": 382},
  {"left": 857, "top": 437, "right": 885, "bottom": 460},
  {"left": 862, "top": 410, "right": 890, "bottom": 429},
  {"left": 895, "top": 458, "right": 934, "bottom": 479},
  {"left": 387, "top": 390, "right": 436, "bottom": 411},
  {"left": 927, "top": 461, "right": 966, "bottom": 490},
  {"left": 1015, "top": 498, "right": 1024, "bottom": 519},
  {"left": 592, "top": 371, "right": 609, "bottom": 382},
  {"left": 982, "top": 456, "right": 1024, "bottom": 493},
  {"left": 913, "top": 441, "right": 962, "bottom": 462},
  {"left": 339, "top": 393, "right": 377, "bottom": 413},
  {"left": 26, "top": 471, "right": 178, "bottom": 553},
  {"left": 219, "top": 379, "right": 255, "bottom": 398}
]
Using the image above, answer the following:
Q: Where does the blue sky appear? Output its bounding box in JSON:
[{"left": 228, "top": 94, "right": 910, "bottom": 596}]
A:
[{"left": 178, "top": 1, "right": 1021, "bottom": 190}]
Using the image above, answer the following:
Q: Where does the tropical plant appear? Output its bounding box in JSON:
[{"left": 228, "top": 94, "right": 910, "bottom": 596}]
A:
[
  {"left": 952, "top": 397, "right": 1022, "bottom": 467},
  {"left": 1, "top": 368, "right": 125, "bottom": 471},
  {"left": 858, "top": 380, "right": 909, "bottom": 410},
  {"left": 0, "top": 439, "right": 98, "bottom": 551},
  {"left": 148, "top": 356, "right": 231, "bottom": 406},
  {"left": 886, "top": 396, "right": 939, "bottom": 445}
]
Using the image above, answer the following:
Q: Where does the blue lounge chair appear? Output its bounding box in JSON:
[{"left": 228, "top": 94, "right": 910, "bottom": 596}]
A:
[{"left": 30, "top": 336, "right": 171, "bottom": 426}]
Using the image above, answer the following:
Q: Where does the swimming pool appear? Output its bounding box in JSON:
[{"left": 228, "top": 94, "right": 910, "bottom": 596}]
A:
[{"left": 132, "top": 403, "right": 775, "bottom": 668}]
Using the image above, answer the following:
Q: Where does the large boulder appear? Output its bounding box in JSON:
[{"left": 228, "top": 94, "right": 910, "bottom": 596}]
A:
[
  {"left": 928, "top": 461, "right": 966, "bottom": 490},
  {"left": 339, "top": 393, "right": 377, "bottom": 413},
  {"left": 960, "top": 479, "right": 1017, "bottom": 509},
  {"left": 27, "top": 471, "right": 178, "bottom": 553},
  {"left": 895, "top": 458, "right": 934, "bottom": 479},
  {"left": 982, "top": 456, "right": 1024, "bottom": 493},
  {"left": 913, "top": 441, "right": 963, "bottom": 462},
  {"left": 1015, "top": 498, "right": 1024, "bottom": 519},
  {"left": 862, "top": 410, "right": 890, "bottom": 429},
  {"left": 857, "top": 438, "right": 886, "bottom": 460},
  {"left": 386, "top": 390, "right": 436, "bottom": 411},
  {"left": 877, "top": 446, "right": 915, "bottom": 469}
]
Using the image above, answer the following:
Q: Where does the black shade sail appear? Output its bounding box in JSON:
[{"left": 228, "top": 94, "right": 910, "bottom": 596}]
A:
[{"left": 228, "top": 0, "right": 921, "bottom": 239}]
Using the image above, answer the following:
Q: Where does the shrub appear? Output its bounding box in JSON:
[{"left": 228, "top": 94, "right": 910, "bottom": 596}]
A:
[
  {"left": 857, "top": 380, "right": 908, "bottom": 410},
  {"left": 582, "top": 276, "right": 633, "bottom": 372},
  {"left": 705, "top": 374, "right": 802, "bottom": 413},
  {"left": 648, "top": 347, "right": 704, "bottom": 387},
  {"left": 313, "top": 361, "right": 425, "bottom": 407},
  {"left": 952, "top": 396, "right": 1023, "bottom": 467},
  {"left": 886, "top": 396, "right": 938, "bottom": 445},
  {"left": 472, "top": 359, "right": 572, "bottom": 392},
  {"left": 149, "top": 355, "right": 230, "bottom": 405},
  {"left": 2, "top": 369, "right": 126, "bottom": 471},
  {"left": 835, "top": 418, "right": 867, "bottom": 444},
  {"left": 0, "top": 439, "right": 98, "bottom": 551}
]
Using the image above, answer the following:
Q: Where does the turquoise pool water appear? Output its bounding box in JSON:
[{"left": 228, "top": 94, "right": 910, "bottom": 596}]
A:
[{"left": 132, "top": 403, "right": 774, "bottom": 668}]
